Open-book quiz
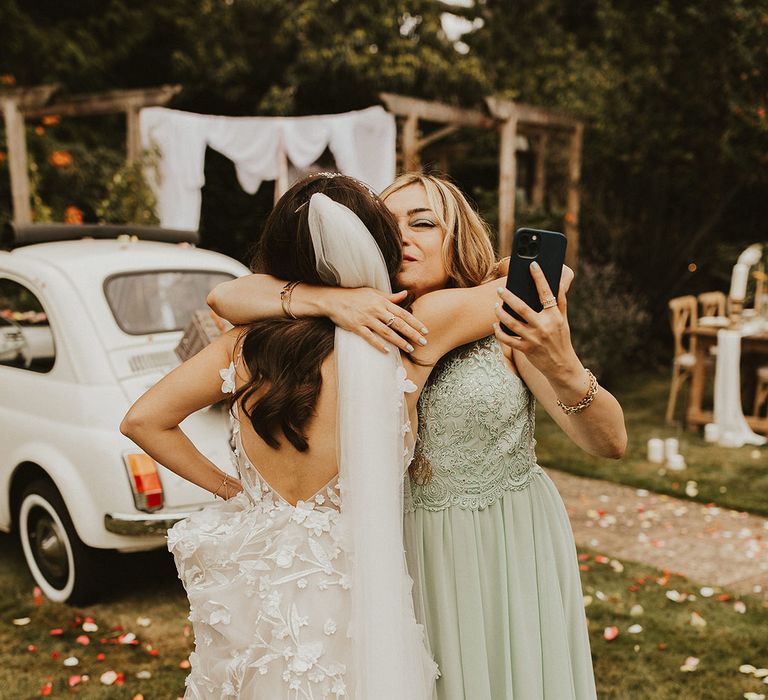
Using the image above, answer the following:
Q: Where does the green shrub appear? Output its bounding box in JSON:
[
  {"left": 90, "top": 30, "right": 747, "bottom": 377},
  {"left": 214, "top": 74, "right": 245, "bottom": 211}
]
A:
[{"left": 567, "top": 260, "right": 651, "bottom": 387}]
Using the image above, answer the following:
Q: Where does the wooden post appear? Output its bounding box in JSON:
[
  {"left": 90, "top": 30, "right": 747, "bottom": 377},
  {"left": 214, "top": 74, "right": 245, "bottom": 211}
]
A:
[
  {"left": 531, "top": 132, "right": 549, "bottom": 209},
  {"left": 564, "top": 123, "right": 583, "bottom": 269},
  {"left": 2, "top": 98, "right": 32, "bottom": 224},
  {"left": 498, "top": 111, "right": 518, "bottom": 257},
  {"left": 126, "top": 102, "right": 141, "bottom": 164},
  {"left": 402, "top": 113, "right": 420, "bottom": 172}
]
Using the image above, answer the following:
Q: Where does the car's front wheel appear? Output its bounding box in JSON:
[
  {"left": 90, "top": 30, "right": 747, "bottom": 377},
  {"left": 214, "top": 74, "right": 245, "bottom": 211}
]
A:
[{"left": 18, "top": 479, "right": 106, "bottom": 605}]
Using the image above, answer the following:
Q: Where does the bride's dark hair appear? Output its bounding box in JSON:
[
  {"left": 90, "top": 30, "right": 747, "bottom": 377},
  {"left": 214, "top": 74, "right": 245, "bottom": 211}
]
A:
[{"left": 232, "top": 174, "right": 402, "bottom": 451}]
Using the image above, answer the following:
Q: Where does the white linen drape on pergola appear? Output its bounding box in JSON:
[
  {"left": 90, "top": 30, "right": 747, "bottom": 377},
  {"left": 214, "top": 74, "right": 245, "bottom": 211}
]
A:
[{"left": 139, "top": 106, "right": 397, "bottom": 231}]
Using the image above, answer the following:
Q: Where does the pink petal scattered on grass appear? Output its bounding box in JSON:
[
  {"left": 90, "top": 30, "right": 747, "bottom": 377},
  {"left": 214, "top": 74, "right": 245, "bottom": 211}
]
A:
[{"left": 603, "top": 626, "right": 619, "bottom": 641}]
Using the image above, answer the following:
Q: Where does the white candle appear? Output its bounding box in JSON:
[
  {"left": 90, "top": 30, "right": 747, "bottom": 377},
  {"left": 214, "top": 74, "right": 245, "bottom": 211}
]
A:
[
  {"left": 729, "top": 263, "right": 749, "bottom": 301},
  {"left": 664, "top": 437, "right": 679, "bottom": 461},
  {"left": 666, "top": 453, "right": 686, "bottom": 471},
  {"left": 647, "top": 438, "right": 664, "bottom": 463},
  {"left": 704, "top": 423, "right": 719, "bottom": 443}
]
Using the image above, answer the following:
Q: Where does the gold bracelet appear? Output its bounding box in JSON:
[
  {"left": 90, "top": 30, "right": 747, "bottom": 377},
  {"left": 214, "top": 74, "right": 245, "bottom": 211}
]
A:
[
  {"left": 556, "top": 369, "right": 599, "bottom": 415},
  {"left": 280, "top": 281, "right": 300, "bottom": 319},
  {"left": 212, "top": 474, "right": 230, "bottom": 499}
]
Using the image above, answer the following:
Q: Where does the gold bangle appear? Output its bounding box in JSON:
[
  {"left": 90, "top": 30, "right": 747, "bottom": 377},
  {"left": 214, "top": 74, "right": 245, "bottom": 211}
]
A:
[
  {"left": 212, "top": 474, "right": 230, "bottom": 499},
  {"left": 280, "top": 281, "right": 300, "bottom": 319},
  {"left": 556, "top": 369, "right": 599, "bottom": 415}
]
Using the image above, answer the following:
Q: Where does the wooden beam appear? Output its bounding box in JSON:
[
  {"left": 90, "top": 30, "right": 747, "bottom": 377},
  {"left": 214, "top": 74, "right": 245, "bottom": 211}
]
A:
[
  {"left": 417, "top": 124, "right": 459, "bottom": 151},
  {"left": 22, "top": 85, "right": 181, "bottom": 119},
  {"left": 497, "top": 108, "right": 519, "bottom": 256},
  {"left": 402, "top": 113, "right": 421, "bottom": 172},
  {"left": 564, "top": 122, "right": 584, "bottom": 269},
  {"left": 380, "top": 92, "right": 493, "bottom": 129},
  {"left": 487, "top": 96, "right": 580, "bottom": 130},
  {"left": 1, "top": 98, "right": 32, "bottom": 224},
  {"left": 531, "top": 132, "right": 549, "bottom": 209}
]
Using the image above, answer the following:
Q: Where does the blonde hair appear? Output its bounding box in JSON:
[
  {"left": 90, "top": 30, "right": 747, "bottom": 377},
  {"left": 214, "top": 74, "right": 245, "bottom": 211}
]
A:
[{"left": 380, "top": 173, "right": 497, "bottom": 288}]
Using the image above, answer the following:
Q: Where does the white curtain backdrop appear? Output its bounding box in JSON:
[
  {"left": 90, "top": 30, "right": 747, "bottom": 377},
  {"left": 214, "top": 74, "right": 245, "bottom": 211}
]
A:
[{"left": 139, "top": 106, "right": 397, "bottom": 230}]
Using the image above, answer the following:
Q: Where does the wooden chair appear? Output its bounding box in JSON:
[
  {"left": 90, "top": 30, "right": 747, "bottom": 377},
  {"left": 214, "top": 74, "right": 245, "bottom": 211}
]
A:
[
  {"left": 754, "top": 365, "right": 768, "bottom": 419},
  {"left": 666, "top": 295, "right": 699, "bottom": 424},
  {"left": 698, "top": 290, "right": 727, "bottom": 318}
]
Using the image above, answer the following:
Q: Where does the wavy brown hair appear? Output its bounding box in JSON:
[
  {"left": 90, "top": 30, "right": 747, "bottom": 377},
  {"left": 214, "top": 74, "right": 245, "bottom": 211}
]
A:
[{"left": 232, "top": 174, "right": 402, "bottom": 451}]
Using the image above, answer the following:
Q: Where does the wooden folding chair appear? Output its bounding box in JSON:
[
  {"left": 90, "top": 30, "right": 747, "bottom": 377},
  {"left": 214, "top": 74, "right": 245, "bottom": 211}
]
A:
[
  {"left": 697, "top": 290, "right": 727, "bottom": 318},
  {"left": 666, "top": 295, "right": 699, "bottom": 424}
]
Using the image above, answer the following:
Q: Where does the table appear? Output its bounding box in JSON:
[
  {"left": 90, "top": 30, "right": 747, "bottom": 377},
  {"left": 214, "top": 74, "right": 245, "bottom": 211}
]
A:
[{"left": 685, "top": 326, "right": 768, "bottom": 435}]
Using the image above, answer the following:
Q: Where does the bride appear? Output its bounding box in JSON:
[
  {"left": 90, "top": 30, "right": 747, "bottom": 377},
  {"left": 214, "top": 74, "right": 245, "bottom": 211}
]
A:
[{"left": 121, "top": 172, "right": 523, "bottom": 698}]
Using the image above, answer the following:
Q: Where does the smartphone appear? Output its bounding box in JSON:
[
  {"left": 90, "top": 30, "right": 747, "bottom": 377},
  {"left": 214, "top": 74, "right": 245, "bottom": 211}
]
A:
[{"left": 501, "top": 228, "right": 567, "bottom": 335}]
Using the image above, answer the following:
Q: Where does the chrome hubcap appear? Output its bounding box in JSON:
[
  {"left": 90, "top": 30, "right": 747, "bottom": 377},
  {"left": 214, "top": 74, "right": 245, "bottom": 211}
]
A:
[{"left": 28, "top": 507, "right": 69, "bottom": 587}]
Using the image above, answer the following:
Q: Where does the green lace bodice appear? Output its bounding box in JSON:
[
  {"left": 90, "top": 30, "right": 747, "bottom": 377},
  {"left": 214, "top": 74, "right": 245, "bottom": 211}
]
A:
[{"left": 406, "top": 336, "right": 541, "bottom": 512}]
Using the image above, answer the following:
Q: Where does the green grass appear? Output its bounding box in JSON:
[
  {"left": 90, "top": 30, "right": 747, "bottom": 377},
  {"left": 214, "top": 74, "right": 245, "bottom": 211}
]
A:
[
  {"left": 2, "top": 533, "right": 768, "bottom": 699},
  {"left": 535, "top": 370, "right": 768, "bottom": 516}
]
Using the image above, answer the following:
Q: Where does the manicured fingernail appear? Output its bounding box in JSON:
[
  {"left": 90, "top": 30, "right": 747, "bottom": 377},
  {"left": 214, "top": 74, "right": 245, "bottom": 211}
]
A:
[
  {"left": 494, "top": 301, "right": 500, "bottom": 309},
  {"left": 496, "top": 287, "right": 504, "bottom": 295},
  {"left": 531, "top": 261, "right": 540, "bottom": 270},
  {"left": 418, "top": 337, "right": 427, "bottom": 345},
  {"left": 406, "top": 343, "right": 414, "bottom": 352},
  {"left": 420, "top": 327, "right": 429, "bottom": 335}
]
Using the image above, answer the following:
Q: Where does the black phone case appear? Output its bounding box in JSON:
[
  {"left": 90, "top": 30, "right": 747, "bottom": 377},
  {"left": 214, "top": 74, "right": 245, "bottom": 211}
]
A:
[{"left": 502, "top": 228, "right": 567, "bottom": 335}]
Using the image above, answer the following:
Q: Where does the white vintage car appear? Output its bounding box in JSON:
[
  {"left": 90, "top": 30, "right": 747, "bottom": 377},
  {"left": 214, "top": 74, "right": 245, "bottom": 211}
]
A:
[{"left": 0, "top": 224, "right": 248, "bottom": 603}]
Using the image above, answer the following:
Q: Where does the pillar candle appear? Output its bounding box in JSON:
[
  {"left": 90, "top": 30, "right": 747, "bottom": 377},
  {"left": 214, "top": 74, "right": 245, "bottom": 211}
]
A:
[
  {"left": 664, "top": 437, "right": 679, "bottom": 461},
  {"left": 647, "top": 438, "right": 664, "bottom": 463}
]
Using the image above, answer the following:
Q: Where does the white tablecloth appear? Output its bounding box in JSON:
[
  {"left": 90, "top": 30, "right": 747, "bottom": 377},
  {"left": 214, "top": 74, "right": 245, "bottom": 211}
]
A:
[{"left": 713, "top": 328, "right": 767, "bottom": 447}]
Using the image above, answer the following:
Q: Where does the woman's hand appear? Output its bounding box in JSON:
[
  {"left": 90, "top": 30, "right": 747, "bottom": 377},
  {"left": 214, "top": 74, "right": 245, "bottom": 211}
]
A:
[
  {"left": 317, "top": 287, "right": 429, "bottom": 355},
  {"left": 492, "top": 264, "right": 583, "bottom": 396}
]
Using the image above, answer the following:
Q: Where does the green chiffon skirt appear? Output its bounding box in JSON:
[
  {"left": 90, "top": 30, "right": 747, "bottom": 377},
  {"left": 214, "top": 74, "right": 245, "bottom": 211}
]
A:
[{"left": 404, "top": 469, "right": 597, "bottom": 700}]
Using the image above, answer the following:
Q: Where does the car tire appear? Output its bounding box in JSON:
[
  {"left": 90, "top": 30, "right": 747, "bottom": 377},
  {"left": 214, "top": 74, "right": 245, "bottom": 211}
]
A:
[{"left": 18, "top": 479, "right": 107, "bottom": 605}]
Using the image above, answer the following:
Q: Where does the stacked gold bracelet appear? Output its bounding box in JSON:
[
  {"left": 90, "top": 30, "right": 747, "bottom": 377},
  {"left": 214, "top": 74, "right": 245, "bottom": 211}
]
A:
[
  {"left": 213, "top": 474, "right": 231, "bottom": 500},
  {"left": 556, "top": 369, "right": 599, "bottom": 415},
  {"left": 280, "top": 281, "right": 301, "bottom": 319}
]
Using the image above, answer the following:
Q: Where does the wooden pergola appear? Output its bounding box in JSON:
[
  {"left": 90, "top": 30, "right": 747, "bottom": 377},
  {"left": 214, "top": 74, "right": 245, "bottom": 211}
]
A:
[
  {"left": 380, "top": 93, "right": 584, "bottom": 267},
  {"left": 0, "top": 84, "right": 181, "bottom": 225}
]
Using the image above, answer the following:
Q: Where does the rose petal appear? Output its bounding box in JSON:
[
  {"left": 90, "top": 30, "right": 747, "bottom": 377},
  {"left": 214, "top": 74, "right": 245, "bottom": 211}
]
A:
[
  {"left": 12, "top": 617, "right": 31, "bottom": 626},
  {"left": 603, "top": 626, "right": 619, "bottom": 641},
  {"left": 63, "top": 656, "right": 79, "bottom": 667}
]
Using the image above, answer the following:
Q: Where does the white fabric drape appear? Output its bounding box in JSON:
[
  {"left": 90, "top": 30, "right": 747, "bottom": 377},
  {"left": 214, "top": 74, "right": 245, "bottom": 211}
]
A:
[
  {"left": 308, "top": 193, "right": 437, "bottom": 698},
  {"left": 139, "top": 107, "right": 396, "bottom": 230},
  {"left": 713, "top": 329, "right": 767, "bottom": 447}
]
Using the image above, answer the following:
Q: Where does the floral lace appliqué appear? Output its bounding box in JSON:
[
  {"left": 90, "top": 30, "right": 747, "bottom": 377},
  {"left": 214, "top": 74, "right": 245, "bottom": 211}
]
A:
[{"left": 406, "top": 336, "right": 542, "bottom": 512}]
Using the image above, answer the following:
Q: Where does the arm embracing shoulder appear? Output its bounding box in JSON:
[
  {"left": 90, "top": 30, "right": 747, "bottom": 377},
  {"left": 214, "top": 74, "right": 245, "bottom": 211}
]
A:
[{"left": 408, "top": 276, "right": 504, "bottom": 365}]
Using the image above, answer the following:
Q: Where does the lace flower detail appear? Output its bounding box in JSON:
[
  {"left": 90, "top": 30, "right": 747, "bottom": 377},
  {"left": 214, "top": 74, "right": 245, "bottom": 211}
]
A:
[
  {"left": 220, "top": 362, "right": 236, "bottom": 394},
  {"left": 396, "top": 366, "right": 417, "bottom": 394}
]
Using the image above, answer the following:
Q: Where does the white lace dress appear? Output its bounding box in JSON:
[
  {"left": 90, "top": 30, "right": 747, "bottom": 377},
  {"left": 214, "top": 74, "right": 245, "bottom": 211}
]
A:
[{"left": 168, "top": 363, "right": 353, "bottom": 699}]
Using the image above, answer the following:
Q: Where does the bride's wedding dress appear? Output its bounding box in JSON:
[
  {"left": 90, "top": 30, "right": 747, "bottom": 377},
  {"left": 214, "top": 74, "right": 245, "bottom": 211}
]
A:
[{"left": 168, "top": 193, "right": 437, "bottom": 699}]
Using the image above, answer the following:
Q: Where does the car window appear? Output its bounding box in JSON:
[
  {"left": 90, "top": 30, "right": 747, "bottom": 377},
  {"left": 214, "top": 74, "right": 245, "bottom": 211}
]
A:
[
  {"left": 0, "top": 278, "right": 56, "bottom": 373},
  {"left": 104, "top": 270, "right": 234, "bottom": 335}
]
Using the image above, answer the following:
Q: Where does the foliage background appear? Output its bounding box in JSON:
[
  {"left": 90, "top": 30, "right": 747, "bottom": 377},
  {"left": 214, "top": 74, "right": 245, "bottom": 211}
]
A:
[{"left": 1, "top": 0, "right": 767, "bottom": 359}]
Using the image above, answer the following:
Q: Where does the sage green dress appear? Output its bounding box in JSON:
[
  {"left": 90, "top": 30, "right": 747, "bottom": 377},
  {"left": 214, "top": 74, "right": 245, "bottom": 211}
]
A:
[{"left": 404, "top": 336, "right": 597, "bottom": 700}]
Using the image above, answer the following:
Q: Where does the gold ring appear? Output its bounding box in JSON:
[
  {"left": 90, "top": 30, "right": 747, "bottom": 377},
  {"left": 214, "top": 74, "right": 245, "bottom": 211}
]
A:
[
  {"left": 541, "top": 296, "right": 557, "bottom": 309},
  {"left": 385, "top": 316, "right": 397, "bottom": 327}
]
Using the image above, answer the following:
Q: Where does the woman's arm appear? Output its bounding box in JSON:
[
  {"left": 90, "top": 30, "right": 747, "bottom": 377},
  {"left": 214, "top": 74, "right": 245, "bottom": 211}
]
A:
[
  {"left": 405, "top": 259, "right": 565, "bottom": 368},
  {"left": 208, "top": 275, "right": 428, "bottom": 355},
  {"left": 119, "top": 328, "right": 245, "bottom": 498},
  {"left": 492, "top": 264, "right": 627, "bottom": 459}
]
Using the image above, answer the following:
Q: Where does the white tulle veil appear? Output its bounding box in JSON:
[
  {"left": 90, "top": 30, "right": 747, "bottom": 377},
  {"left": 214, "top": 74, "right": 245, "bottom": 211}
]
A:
[{"left": 307, "top": 192, "right": 437, "bottom": 698}]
